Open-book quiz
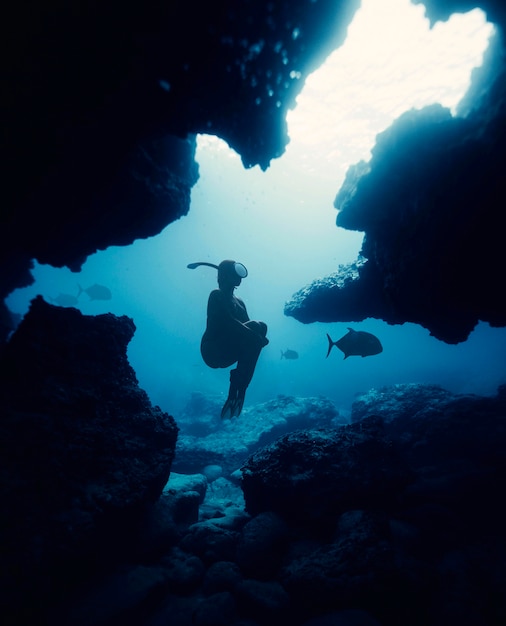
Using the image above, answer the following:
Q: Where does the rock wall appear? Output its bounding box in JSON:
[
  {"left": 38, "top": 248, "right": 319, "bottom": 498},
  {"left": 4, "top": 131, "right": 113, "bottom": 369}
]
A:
[{"left": 0, "top": 297, "right": 178, "bottom": 616}]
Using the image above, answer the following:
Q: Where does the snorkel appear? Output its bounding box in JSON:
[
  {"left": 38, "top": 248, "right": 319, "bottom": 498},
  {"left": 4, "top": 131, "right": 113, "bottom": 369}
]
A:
[
  {"left": 187, "top": 260, "right": 248, "bottom": 279},
  {"left": 187, "top": 262, "right": 219, "bottom": 271}
]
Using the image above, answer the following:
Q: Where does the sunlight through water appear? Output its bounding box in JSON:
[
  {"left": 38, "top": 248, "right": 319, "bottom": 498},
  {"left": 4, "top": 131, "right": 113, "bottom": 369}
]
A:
[{"left": 283, "top": 0, "right": 494, "bottom": 183}]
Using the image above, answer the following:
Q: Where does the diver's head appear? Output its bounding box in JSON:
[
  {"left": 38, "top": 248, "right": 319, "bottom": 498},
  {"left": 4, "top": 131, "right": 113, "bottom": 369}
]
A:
[
  {"left": 187, "top": 260, "right": 248, "bottom": 289},
  {"left": 217, "top": 260, "right": 248, "bottom": 288}
]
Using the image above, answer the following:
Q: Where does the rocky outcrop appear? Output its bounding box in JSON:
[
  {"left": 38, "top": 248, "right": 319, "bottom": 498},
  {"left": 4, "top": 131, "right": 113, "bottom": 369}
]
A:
[
  {"left": 1, "top": 0, "right": 360, "bottom": 313},
  {"left": 285, "top": 25, "right": 506, "bottom": 343},
  {"left": 0, "top": 297, "right": 178, "bottom": 621},
  {"left": 241, "top": 418, "right": 413, "bottom": 532},
  {"left": 350, "top": 382, "right": 506, "bottom": 483},
  {"left": 350, "top": 381, "right": 467, "bottom": 424},
  {"left": 237, "top": 383, "right": 506, "bottom": 624},
  {"left": 284, "top": 256, "right": 390, "bottom": 324}
]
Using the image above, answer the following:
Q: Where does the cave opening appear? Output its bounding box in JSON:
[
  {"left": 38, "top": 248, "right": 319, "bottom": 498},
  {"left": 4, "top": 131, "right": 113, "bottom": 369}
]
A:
[{"left": 6, "top": 0, "right": 505, "bottom": 415}]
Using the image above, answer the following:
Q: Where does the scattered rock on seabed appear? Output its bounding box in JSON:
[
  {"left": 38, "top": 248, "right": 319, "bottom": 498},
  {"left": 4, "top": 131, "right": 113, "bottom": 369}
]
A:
[{"left": 8, "top": 383, "right": 505, "bottom": 625}]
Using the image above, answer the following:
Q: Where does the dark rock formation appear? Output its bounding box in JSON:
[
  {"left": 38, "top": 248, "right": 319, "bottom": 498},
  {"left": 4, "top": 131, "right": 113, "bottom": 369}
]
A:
[
  {"left": 0, "top": 297, "right": 178, "bottom": 623},
  {"left": 19, "top": 384, "right": 505, "bottom": 626},
  {"left": 278, "top": 510, "right": 401, "bottom": 619},
  {"left": 351, "top": 383, "right": 506, "bottom": 495},
  {"left": 285, "top": 23, "right": 506, "bottom": 343},
  {"left": 1, "top": 0, "right": 360, "bottom": 320},
  {"left": 241, "top": 418, "right": 413, "bottom": 533},
  {"left": 236, "top": 384, "right": 506, "bottom": 625},
  {"left": 284, "top": 256, "right": 388, "bottom": 324}
]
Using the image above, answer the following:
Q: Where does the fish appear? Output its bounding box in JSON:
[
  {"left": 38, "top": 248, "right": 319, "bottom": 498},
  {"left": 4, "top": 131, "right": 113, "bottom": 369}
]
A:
[
  {"left": 50, "top": 293, "right": 79, "bottom": 307},
  {"left": 78, "top": 283, "right": 112, "bottom": 301},
  {"left": 281, "top": 349, "right": 299, "bottom": 360},
  {"left": 326, "top": 328, "right": 383, "bottom": 359}
]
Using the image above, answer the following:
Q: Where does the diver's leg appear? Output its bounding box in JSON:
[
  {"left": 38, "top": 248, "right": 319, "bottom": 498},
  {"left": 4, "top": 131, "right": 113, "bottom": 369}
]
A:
[
  {"left": 229, "top": 361, "right": 255, "bottom": 418},
  {"left": 222, "top": 322, "right": 269, "bottom": 418},
  {"left": 221, "top": 350, "right": 258, "bottom": 419},
  {"left": 232, "top": 323, "right": 269, "bottom": 417},
  {"left": 221, "top": 368, "right": 241, "bottom": 419},
  {"left": 244, "top": 320, "right": 267, "bottom": 338},
  {"left": 235, "top": 349, "right": 260, "bottom": 391},
  {"left": 236, "top": 321, "right": 267, "bottom": 386},
  {"left": 201, "top": 337, "right": 242, "bottom": 418}
]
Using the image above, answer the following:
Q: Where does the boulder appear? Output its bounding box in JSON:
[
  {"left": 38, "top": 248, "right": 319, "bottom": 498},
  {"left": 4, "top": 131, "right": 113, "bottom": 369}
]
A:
[
  {"left": 241, "top": 418, "right": 413, "bottom": 532},
  {"left": 0, "top": 297, "right": 178, "bottom": 615}
]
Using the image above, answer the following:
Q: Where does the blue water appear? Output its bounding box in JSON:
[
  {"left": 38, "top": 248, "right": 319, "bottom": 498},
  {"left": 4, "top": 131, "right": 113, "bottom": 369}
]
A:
[{"left": 6, "top": 135, "right": 506, "bottom": 418}]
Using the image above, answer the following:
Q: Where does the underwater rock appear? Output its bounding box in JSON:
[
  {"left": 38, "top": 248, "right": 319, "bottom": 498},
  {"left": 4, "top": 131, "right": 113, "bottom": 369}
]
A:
[
  {"left": 0, "top": 296, "right": 178, "bottom": 616},
  {"left": 202, "top": 464, "right": 224, "bottom": 483},
  {"left": 237, "top": 384, "right": 506, "bottom": 624},
  {"left": 286, "top": 93, "right": 506, "bottom": 343},
  {"left": 50, "top": 563, "right": 173, "bottom": 626},
  {"left": 176, "top": 392, "right": 228, "bottom": 437},
  {"left": 6, "top": 383, "right": 506, "bottom": 626},
  {"left": 234, "top": 579, "right": 290, "bottom": 621},
  {"left": 279, "top": 510, "right": 398, "bottom": 615},
  {"left": 350, "top": 382, "right": 456, "bottom": 424},
  {"left": 241, "top": 418, "right": 413, "bottom": 532},
  {"left": 235, "top": 511, "right": 289, "bottom": 579},
  {"left": 193, "top": 591, "right": 238, "bottom": 626},
  {"left": 299, "top": 610, "right": 382, "bottom": 626},
  {"left": 284, "top": 257, "right": 389, "bottom": 324},
  {"left": 179, "top": 517, "right": 247, "bottom": 567},
  {"left": 201, "top": 561, "right": 243, "bottom": 596},
  {"left": 173, "top": 394, "right": 345, "bottom": 476},
  {"left": 164, "top": 472, "right": 208, "bottom": 504},
  {"left": 241, "top": 383, "right": 506, "bottom": 529},
  {"left": 350, "top": 383, "right": 506, "bottom": 514}
]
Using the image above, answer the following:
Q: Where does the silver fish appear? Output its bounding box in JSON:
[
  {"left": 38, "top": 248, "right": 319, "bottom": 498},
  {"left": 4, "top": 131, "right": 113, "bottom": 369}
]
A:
[{"left": 326, "top": 328, "right": 383, "bottom": 359}]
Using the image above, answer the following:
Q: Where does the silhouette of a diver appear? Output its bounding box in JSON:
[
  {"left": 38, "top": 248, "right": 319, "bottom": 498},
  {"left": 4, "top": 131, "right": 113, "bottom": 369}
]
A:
[{"left": 188, "top": 260, "right": 269, "bottom": 418}]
